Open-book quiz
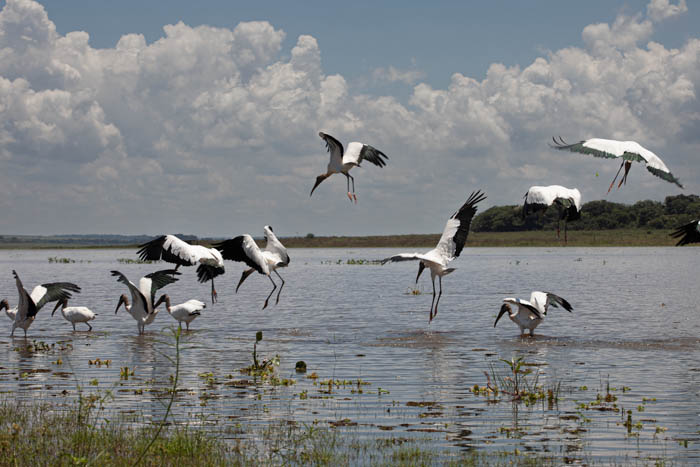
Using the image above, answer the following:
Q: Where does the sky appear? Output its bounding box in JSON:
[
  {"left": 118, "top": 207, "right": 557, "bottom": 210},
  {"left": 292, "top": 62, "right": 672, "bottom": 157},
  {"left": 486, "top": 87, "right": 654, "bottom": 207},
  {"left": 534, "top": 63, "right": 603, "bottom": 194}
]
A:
[{"left": 0, "top": 0, "right": 698, "bottom": 237}]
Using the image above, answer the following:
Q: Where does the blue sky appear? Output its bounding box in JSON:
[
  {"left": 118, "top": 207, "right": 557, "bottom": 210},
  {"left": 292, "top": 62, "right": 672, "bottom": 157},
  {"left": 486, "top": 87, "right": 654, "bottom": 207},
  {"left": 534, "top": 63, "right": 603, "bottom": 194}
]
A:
[{"left": 0, "top": 0, "right": 698, "bottom": 236}]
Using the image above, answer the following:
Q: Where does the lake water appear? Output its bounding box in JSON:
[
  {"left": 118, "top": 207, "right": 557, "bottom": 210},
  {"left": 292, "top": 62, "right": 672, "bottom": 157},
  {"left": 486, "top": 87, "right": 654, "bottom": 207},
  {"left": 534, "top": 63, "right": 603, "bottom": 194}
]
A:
[{"left": 1, "top": 247, "right": 700, "bottom": 463}]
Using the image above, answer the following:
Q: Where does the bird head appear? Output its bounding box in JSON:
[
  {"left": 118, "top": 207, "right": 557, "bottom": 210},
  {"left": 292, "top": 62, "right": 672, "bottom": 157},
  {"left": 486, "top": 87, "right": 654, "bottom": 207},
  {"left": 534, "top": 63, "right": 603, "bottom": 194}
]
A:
[
  {"left": 0, "top": 299, "right": 8, "bottom": 311},
  {"left": 51, "top": 298, "right": 68, "bottom": 317},
  {"left": 115, "top": 294, "right": 129, "bottom": 314},
  {"left": 154, "top": 294, "right": 171, "bottom": 312},
  {"left": 494, "top": 303, "right": 512, "bottom": 328},
  {"left": 415, "top": 262, "right": 426, "bottom": 284},
  {"left": 310, "top": 174, "right": 329, "bottom": 197}
]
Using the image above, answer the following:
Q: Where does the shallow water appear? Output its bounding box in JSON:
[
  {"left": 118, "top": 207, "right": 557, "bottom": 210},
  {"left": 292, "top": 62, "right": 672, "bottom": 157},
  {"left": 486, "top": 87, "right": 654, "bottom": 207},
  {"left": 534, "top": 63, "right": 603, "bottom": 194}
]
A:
[{"left": 1, "top": 247, "right": 700, "bottom": 463}]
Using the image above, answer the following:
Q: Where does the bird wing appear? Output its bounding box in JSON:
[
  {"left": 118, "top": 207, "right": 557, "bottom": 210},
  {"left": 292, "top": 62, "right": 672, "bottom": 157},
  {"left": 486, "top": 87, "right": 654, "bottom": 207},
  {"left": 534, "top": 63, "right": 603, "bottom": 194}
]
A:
[
  {"left": 670, "top": 220, "right": 700, "bottom": 246},
  {"left": 531, "top": 291, "right": 573, "bottom": 314},
  {"left": 13, "top": 270, "right": 36, "bottom": 321},
  {"left": 319, "top": 132, "right": 344, "bottom": 166},
  {"left": 342, "top": 142, "right": 388, "bottom": 168},
  {"left": 215, "top": 235, "right": 269, "bottom": 274},
  {"left": 111, "top": 270, "right": 149, "bottom": 313},
  {"left": 32, "top": 282, "right": 81, "bottom": 311},
  {"left": 434, "top": 190, "right": 486, "bottom": 262},
  {"left": 380, "top": 253, "right": 431, "bottom": 265},
  {"left": 196, "top": 264, "right": 226, "bottom": 284},
  {"left": 263, "top": 227, "right": 290, "bottom": 267},
  {"left": 524, "top": 185, "right": 582, "bottom": 211},
  {"left": 551, "top": 137, "right": 683, "bottom": 188},
  {"left": 137, "top": 235, "right": 223, "bottom": 268},
  {"left": 142, "top": 269, "right": 180, "bottom": 306}
]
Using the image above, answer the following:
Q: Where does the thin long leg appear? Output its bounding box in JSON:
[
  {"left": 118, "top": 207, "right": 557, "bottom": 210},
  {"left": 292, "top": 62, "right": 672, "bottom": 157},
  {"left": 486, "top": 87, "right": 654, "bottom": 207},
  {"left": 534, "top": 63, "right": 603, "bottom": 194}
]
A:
[
  {"left": 608, "top": 161, "right": 625, "bottom": 193},
  {"left": 274, "top": 269, "right": 285, "bottom": 305},
  {"left": 618, "top": 161, "right": 632, "bottom": 188},
  {"left": 432, "top": 276, "right": 443, "bottom": 322},
  {"left": 564, "top": 220, "right": 568, "bottom": 244},
  {"left": 211, "top": 279, "right": 217, "bottom": 304},
  {"left": 87, "top": 322, "right": 92, "bottom": 331},
  {"left": 350, "top": 174, "right": 357, "bottom": 203},
  {"left": 429, "top": 277, "right": 437, "bottom": 322},
  {"left": 72, "top": 323, "right": 76, "bottom": 331},
  {"left": 345, "top": 174, "right": 353, "bottom": 202},
  {"left": 186, "top": 322, "right": 190, "bottom": 331},
  {"left": 263, "top": 275, "right": 277, "bottom": 310},
  {"left": 556, "top": 219, "right": 560, "bottom": 240}
]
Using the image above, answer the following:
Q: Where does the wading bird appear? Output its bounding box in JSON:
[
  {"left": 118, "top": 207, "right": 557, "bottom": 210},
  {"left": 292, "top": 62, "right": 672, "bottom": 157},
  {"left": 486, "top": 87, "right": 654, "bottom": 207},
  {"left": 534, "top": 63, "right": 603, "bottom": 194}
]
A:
[
  {"left": 215, "top": 226, "right": 290, "bottom": 310},
  {"left": 52, "top": 298, "right": 97, "bottom": 331},
  {"left": 10, "top": 270, "right": 81, "bottom": 338},
  {"left": 551, "top": 137, "right": 683, "bottom": 192},
  {"left": 137, "top": 235, "right": 225, "bottom": 303},
  {"left": 0, "top": 299, "right": 17, "bottom": 321},
  {"left": 310, "top": 132, "right": 388, "bottom": 203},
  {"left": 112, "top": 269, "right": 179, "bottom": 335},
  {"left": 670, "top": 219, "right": 700, "bottom": 246},
  {"left": 494, "top": 291, "right": 573, "bottom": 337},
  {"left": 381, "top": 191, "right": 486, "bottom": 322},
  {"left": 154, "top": 294, "right": 204, "bottom": 331},
  {"left": 522, "top": 185, "right": 582, "bottom": 243}
]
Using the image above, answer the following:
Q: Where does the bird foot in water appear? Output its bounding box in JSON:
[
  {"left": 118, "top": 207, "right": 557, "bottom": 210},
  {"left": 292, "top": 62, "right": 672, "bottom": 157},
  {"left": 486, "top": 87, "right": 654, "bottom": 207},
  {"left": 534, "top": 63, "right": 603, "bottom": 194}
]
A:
[
  {"left": 347, "top": 192, "right": 353, "bottom": 202},
  {"left": 352, "top": 193, "right": 357, "bottom": 204}
]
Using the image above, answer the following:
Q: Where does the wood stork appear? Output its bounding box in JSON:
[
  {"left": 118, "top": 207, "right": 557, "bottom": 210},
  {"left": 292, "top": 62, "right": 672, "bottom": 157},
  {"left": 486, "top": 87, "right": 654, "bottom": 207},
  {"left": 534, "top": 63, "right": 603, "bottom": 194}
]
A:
[
  {"left": 551, "top": 137, "right": 683, "bottom": 192},
  {"left": 522, "top": 185, "right": 582, "bottom": 243},
  {"left": 215, "top": 225, "right": 290, "bottom": 310},
  {"left": 310, "top": 132, "right": 389, "bottom": 203},
  {"left": 112, "top": 269, "right": 179, "bottom": 335},
  {"left": 10, "top": 270, "right": 81, "bottom": 338},
  {"left": 0, "top": 299, "right": 17, "bottom": 321},
  {"left": 670, "top": 220, "right": 700, "bottom": 246},
  {"left": 154, "top": 294, "right": 204, "bottom": 330},
  {"left": 137, "top": 235, "right": 225, "bottom": 303},
  {"left": 381, "top": 191, "right": 486, "bottom": 322},
  {"left": 51, "top": 298, "right": 97, "bottom": 331},
  {"left": 494, "top": 291, "right": 573, "bottom": 337}
]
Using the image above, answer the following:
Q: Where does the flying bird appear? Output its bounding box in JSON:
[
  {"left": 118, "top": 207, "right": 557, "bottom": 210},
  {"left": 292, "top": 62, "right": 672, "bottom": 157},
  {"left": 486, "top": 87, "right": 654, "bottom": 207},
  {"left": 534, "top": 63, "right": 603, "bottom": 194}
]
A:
[
  {"left": 310, "top": 132, "right": 388, "bottom": 203},
  {"left": 112, "top": 269, "right": 179, "bottom": 335},
  {"left": 137, "top": 235, "right": 225, "bottom": 303},
  {"left": 551, "top": 137, "right": 683, "bottom": 192},
  {"left": 494, "top": 291, "right": 573, "bottom": 337},
  {"left": 10, "top": 270, "right": 81, "bottom": 338},
  {"left": 381, "top": 191, "right": 486, "bottom": 322},
  {"left": 52, "top": 298, "right": 97, "bottom": 331},
  {"left": 215, "top": 225, "right": 290, "bottom": 310},
  {"left": 522, "top": 185, "right": 582, "bottom": 243},
  {"left": 670, "top": 219, "right": 700, "bottom": 246},
  {"left": 154, "top": 295, "right": 205, "bottom": 331},
  {"left": 0, "top": 299, "right": 17, "bottom": 321}
]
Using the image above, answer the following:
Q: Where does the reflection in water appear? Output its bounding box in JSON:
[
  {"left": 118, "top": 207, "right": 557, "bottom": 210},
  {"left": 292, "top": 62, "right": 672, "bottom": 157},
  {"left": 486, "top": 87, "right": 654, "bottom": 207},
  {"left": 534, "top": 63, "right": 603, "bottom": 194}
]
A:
[{"left": 0, "top": 247, "right": 700, "bottom": 462}]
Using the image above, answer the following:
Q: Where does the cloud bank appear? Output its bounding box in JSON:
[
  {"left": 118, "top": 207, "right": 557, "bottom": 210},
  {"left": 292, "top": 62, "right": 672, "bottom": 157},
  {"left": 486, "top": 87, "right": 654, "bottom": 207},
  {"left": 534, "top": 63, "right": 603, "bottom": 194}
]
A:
[{"left": 0, "top": 0, "right": 697, "bottom": 236}]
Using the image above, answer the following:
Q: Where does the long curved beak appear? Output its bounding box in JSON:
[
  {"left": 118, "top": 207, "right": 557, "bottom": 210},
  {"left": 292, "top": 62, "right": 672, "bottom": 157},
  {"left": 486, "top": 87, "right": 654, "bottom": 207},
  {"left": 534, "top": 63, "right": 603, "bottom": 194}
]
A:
[
  {"left": 115, "top": 295, "right": 125, "bottom": 314},
  {"left": 310, "top": 174, "right": 328, "bottom": 197},
  {"left": 494, "top": 304, "right": 510, "bottom": 328},
  {"left": 236, "top": 269, "right": 255, "bottom": 293},
  {"left": 415, "top": 262, "right": 426, "bottom": 284}
]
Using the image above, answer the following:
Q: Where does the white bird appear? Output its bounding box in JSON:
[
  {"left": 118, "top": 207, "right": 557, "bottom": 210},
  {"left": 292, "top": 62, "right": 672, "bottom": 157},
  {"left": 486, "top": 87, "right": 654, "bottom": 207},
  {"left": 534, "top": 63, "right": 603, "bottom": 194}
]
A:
[
  {"left": 112, "top": 269, "right": 179, "bottom": 335},
  {"left": 671, "top": 220, "right": 700, "bottom": 246},
  {"left": 0, "top": 299, "right": 17, "bottom": 321},
  {"left": 551, "top": 137, "right": 683, "bottom": 192},
  {"left": 215, "top": 225, "right": 290, "bottom": 309},
  {"left": 381, "top": 191, "right": 486, "bottom": 322},
  {"left": 137, "top": 235, "right": 225, "bottom": 303},
  {"left": 310, "top": 132, "right": 389, "bottom": 203},
  {"left": 494, "top": 291, "right": 573, "bottom": 337},
  {"left": 522, "top": 185, "right": 582, "bottom": 243},
  {"left": 51, "top": 298, "right": 97, "bottom": 331},
  {"left": 154, "top": 294, "right": 204, "bottom": 331},
  {"left": 10, "top": 270, "right": 81, "bottom": 338}
]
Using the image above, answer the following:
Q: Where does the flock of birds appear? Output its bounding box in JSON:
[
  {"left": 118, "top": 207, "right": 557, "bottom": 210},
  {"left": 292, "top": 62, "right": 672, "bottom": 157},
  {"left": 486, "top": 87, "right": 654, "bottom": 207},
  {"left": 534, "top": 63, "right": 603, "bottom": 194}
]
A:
[{"left": 2, "top": 133, "right": 695, "bottom": 338}]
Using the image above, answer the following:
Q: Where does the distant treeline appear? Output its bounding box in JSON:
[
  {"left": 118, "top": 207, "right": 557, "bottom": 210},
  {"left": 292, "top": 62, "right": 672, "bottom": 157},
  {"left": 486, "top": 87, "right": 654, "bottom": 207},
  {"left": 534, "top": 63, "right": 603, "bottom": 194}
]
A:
[
  {"left": 0, "top": 233, "right": 200, "bottom": 246},
  {"left": 473, "top": 194, "right": 700, "bottom": 232}
]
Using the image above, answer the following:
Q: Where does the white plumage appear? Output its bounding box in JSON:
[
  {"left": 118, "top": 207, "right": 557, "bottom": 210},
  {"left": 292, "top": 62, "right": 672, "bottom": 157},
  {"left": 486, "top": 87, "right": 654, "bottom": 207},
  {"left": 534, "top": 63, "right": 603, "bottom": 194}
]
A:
[
  {"left": 551, "top": 137, "right": 683, "bottom": 192},
  {"left": 10, "top": 270, "right": 81, "bottom": 338},
  {"left": 154, "top": 295, "right": 205, "bottom": 330},
  {"left": 112, "top": 269, "right": 179, "bottom": 335},
  {"left": 52, "top": 298, "right": 97, "bottom": 331},
  {"left": 494, "top": 291, "right": 573, "bottom": 336},
  {"left": 381, "top": 191, "right": 486, "bottom": 322},
  {"left": 522, "top": 185, "right": 582, "bottom": 242},
  {"left": 310, "top": 132, "right": 389, "bottom": 203},
  {"left": 137, "top": 235, "right": 225, "bottom": 303},
  {"left": 215, "top": 226, "right": 290, "bottom": 309}
]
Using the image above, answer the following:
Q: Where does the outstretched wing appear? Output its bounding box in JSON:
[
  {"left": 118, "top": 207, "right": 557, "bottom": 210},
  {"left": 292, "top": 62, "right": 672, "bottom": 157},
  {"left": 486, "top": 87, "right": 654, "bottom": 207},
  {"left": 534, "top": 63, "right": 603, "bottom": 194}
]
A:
[
  {"left": 143, "top": 269, "right": 180, "bottom": 304},
  {"left": 319, "top": 132, "right": 344, "bottom": 166},
  {"left": 671, "top": 220, "right": 700, "bottom": 246},
  {"left": 215, "top": 235, "right": 269, "bottom": 275},
  {"left": 111, "top": 270, "right": 149, "bottom": 312},
  {"left": 434, "top": 190, "right": 487, "bottom": 262},
  {"left": 551, "top": 137, "right": 682, "bottom": 188},
  {"left": 263, "top": 226, "right": 290, "bottom": 267},
  {"left": 196, "top": 264, "right": 226, "bottom": 284},
  {"left": 380, "top": 253, "right": 427, "bottom": 265},
  {"left": 504, "top": 297, "right": 542, "bottom": 319},
  {"left": 13, "top": 270, "right": 37, "bottom": 321},
  {"left": 32, "top": 282, "right": 81, "bottom": 311},
  {"left": 531, "top": 291, "right": 573, "bottom": 315},
  {"left": 137, "top": 235, "right": 223, "bottom": 268}
]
